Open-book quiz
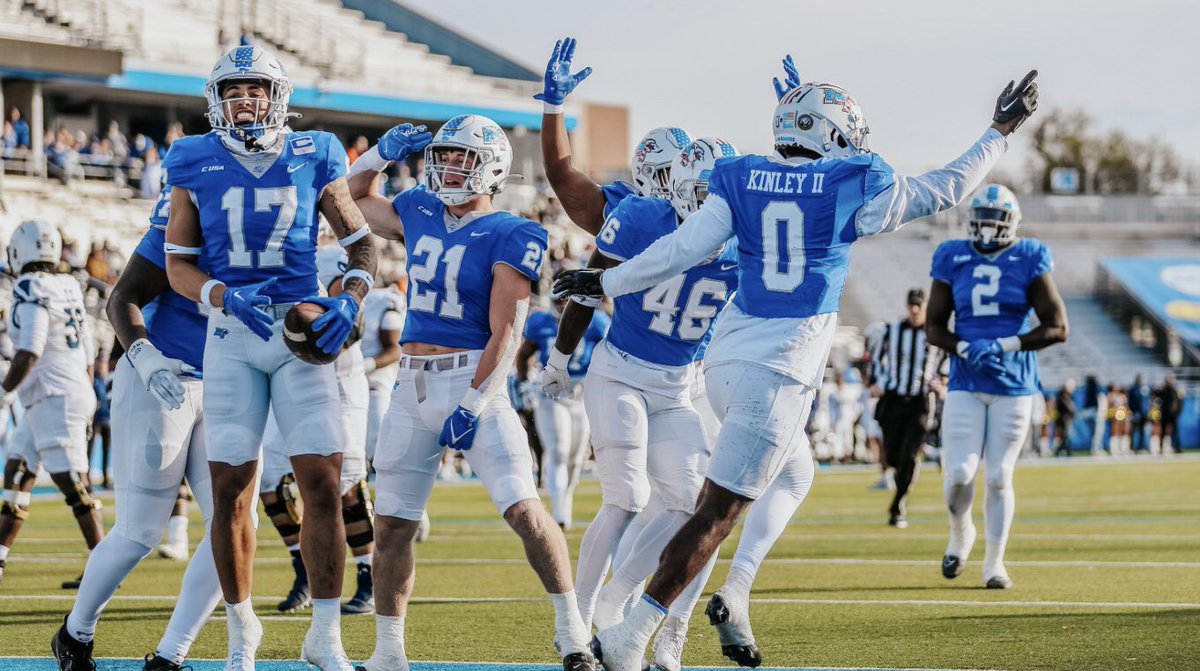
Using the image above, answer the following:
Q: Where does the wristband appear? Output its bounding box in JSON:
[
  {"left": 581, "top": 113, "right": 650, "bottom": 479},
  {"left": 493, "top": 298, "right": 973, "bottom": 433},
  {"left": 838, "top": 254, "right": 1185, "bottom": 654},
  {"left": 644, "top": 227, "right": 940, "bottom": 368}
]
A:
[
  {"left": 343, "top": 268, "right": 375, "bottom": 290},
  {"left": 547, "top": 348, "right": 571, "bottom": 370},
  {"left": 461, "top": 386, "right": 487, "bottom": 415},
  {"left": 164, "top": 243, "right": 201, "bottom": 255},
  {"left": 543, "top": 102, "right": 564, "bottom": 115},
  {"left": 347, "top": 145, "right": 389, "bottom": 178},
  {"left": 998, "top": 335, "right": 1022, "bottom": 352},
  {"left": 570, "top": 295, "right": 601, "bottom": 308},
  {"left": 955, "top": 341, "right": 970, "bottom": 358},
  {"left": 338, "top": 226, "right": 371, "bottom": 247},
  {"left": 200, "top": 279, "right": 224, "bottom": 310}
]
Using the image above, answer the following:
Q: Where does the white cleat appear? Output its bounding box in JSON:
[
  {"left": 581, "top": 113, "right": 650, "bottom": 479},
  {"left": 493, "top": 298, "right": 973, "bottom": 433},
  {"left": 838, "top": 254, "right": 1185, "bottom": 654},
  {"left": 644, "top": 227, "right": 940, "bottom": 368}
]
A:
[
  {"left": 354, "top": 651, "right": 410, "bottom": 671},
  {"left": 592, "top": 582, "right": 629, "bottom": 632},
  {"left": 224, "top": 616, "right": 263, "bottom": 671},
  {"left": 591, "top": 622, "right": 652, "bottom": 671},
  {"left": 157, "top": 540, "right": 189, "bottom": 561},
  {"left": 650, "top": 616, "right": 688, "bottom": 671},
  {"left": 984, "top": 563, "right": 1014, "bottom": 590},
  {"left": 301, "top": 630, "right": 355, "bottom": 670},
  {"left": 705, "top": 587, "right": 761, "bottom": 668}
]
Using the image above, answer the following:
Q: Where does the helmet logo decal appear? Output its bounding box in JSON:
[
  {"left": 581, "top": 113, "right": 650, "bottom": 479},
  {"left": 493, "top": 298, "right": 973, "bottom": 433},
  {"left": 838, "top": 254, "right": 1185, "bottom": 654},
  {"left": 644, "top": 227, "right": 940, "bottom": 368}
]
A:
[
  {"left": 823, "top": 88, "right": 854, "bottom": 113},
  {"left": 798, "top": 114, "right": 814, "bottom": 131},
  {"left": 634, "top": 138, "right": 659, "bottom": 164},
  {"left": 441, "top": 115, "right": 469, "bottom": 138}
]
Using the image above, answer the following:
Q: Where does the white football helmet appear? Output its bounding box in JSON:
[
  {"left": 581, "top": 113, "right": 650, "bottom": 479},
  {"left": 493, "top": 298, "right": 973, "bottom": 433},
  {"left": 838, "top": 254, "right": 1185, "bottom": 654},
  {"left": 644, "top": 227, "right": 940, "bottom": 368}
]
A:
[
  {"left": 773, "top": 83, "right": 869, "bottom": 159},
  {"left": 8, "top": 220, "right": 61, "bottom": 274},
  {"left": 968, "top": 183, "right": 1022, "bottom": 251},
  {"left": 669, "top": 137, "right": 739, "bottom": 220},
  {"left": 630, "top": 127, "right": 693, "bottom": 198},
  {"left": 424, "top": 115, "right": 513, "bottom": 206},
  {"left": 315, "top": 245, "right": 349, "bottom": 291},
  {"left": 204, "top": 46, "right": 294, "bottom": 151}
]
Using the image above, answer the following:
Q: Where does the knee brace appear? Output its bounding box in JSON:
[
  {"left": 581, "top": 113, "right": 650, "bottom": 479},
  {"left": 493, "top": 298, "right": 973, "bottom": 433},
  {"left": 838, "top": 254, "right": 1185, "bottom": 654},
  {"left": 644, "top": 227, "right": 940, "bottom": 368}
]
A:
[
  {"left": 342, "top": 480, "right": 375, "bottom": 549},
  {"left": 63, "top": 475, "right": 101, "bottom": 519},
  {"left": 263, "top": 473, "right": 302, "bottom": 536},
  {"left": 1, "top": 490, "right": 31, "bottom": 521}
]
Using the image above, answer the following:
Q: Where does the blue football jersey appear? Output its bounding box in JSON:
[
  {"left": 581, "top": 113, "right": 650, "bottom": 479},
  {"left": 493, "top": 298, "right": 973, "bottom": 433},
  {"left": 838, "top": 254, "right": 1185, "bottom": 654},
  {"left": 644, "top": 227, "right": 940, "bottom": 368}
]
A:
[
  {"left": 931, "top": 237, "right": 1053, "bottom": 396},
  {"left": 393, "top": 187, "right": 548, "bottom": 350},
  {"left": 134, "top": 226, "right": 208, "bottom": 372},
  {"left": 524, "top": 309, "right": 610, "bottom": 378},
  {"left": 601, "top": 180, "right": 637, "bottom": 219},
  {"left": 162, "top": 131, "right": 348, "bottom": 302},
  {"left": 706, "top": 153, "right": 894, "bottom": 319},
  {"left": 597, "top": 195, "right": 738, "bottom": 367}
]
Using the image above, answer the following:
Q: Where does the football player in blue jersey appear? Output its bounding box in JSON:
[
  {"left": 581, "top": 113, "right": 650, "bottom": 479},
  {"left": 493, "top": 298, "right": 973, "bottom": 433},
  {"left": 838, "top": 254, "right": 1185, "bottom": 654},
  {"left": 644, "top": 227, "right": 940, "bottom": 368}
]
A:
[
  {"left": 549, "top": 137, "right": 739, "bottom": 666},
  {"left": 51, "top": 186, "right": 222, "bottom": 671},
  {"left": 348, "top": 114, "right": 593, "bottom": 671},
  {"left": 554, "top": 70, "right": 1041, "bottom": 670},
  {"left": 163, "top": 46, "right": 375, "bottom": 671},
  {"left": 926, "top": 184, "right": 1068, "bottom": 589},
  {"left": 536, "top": 37, "right": 692, "bottom": 235},
  {"left": 515, "top": 297, "right": 610, "bottom": 530}
]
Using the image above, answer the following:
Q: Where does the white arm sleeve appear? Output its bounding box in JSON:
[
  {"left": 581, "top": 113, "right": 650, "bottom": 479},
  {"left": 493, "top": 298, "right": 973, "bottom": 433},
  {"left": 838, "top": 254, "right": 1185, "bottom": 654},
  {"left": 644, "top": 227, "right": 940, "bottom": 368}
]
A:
[
  {"left": 14, "top": 302, "right": 49, "bottom": 356},
  {"left": 600, "top": 194, "right": 736, "bottom": 297},
  {"left": 856, "top": 128, "right": 1009, "bottom": 237},
  {"left": 462, "top": 300, "right": 528, "bottom": 414}
]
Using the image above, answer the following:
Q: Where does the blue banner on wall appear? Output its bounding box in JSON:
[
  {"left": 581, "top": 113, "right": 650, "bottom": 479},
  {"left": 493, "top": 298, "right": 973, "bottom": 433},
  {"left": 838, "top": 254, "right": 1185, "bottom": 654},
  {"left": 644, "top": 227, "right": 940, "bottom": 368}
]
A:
[{"left": 1102, "top": 257, "right": 1200, "bottom": 345}]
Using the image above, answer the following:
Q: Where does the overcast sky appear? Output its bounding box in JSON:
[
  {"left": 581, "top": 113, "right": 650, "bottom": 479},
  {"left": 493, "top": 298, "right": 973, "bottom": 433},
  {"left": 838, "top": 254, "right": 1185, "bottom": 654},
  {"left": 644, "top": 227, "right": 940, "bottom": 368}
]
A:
[{"left": 401, "top": 0, "right": 1200, "bottom": 175}]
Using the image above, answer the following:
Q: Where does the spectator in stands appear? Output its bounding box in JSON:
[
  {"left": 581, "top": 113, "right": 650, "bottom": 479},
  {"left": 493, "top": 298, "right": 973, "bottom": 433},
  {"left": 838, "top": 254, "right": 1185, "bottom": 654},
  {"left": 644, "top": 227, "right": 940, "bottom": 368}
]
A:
[
  {"left": 1156, "top": 374, "right": 1184, "bottom": 453},
  {"left": 61, "top": 236, "right": 84, "bottom": 273},
  {"left": 2, "top": 121, "right": 16, "bottom": 158},
  {"left": 1054, "top": 378, "right": 1077, "bottom": 457},
  {"left": 347, "top": 135, "right": 370, "bottom": 164},
  {"left": 1081, "top": 375, "right": 1107, "bottom": 455},
  {"left": 1106, "top": 383, "right": 1130, "bottom": 456},
  {"left": 140, "top": 144, "right": 163, "bottom": 200},
  {"left": 86, "top": 243, "right": 110, "bottom": 282},
  {"left": 1128, "top": 374, "right": 1153, "bottom": 453},
  {"left": 9, "top": 107, "right": 29, "bottom": 152},
  {"left": 130, "top": 133, "right": 156, "bottom": 160},
  {"left": 164, "top": 122, "right": 184, "bottom": 152},
  {"left": 45, "top": 126, "right": 83, "bottom": 183},
  {"left": 105, "top": 121, "right": 129, "bottom": 163},
  {"left": 239, "top": 26, "right": 253, "bottom": 46},
  {"left": 101, "top": 240, "right": 124, "bottom": 280}
]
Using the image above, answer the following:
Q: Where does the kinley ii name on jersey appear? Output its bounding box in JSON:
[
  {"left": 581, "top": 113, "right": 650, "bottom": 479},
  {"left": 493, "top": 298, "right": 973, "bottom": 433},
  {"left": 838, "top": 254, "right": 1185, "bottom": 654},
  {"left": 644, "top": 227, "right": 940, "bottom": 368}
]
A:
[{"left": 744, "top": 168, "right": 827, "bottom": 195}]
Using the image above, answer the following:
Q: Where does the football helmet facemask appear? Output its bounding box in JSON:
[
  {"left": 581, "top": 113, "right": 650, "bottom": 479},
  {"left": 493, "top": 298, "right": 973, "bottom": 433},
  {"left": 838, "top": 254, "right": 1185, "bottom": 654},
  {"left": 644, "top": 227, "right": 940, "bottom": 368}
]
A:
[
  {"left": 630, "top": 127, "right": 693, "bottom": 198},
  {"left": 425, "top": 115, "right": 513, "bottom": 207},
  {"left": 205, "top": 46, "right": 295, "bottom": 152},
  {"left": 968, "top": 183, "right": 1022, "bottom": 251}
]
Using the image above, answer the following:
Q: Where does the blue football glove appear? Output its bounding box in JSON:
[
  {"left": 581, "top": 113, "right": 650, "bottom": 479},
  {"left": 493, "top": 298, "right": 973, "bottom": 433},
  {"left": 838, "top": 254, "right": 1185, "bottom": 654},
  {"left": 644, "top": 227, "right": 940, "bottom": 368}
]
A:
[
  {"left": 439, "top": 406, "right": 479, "bottom": 451},
  {"left": 963, "top": 339, "right": 1005, "bottom": 368},
  {"left": 304, "top": 294, "right": 360, "bottom": 355},
  {"left": 378, "top": 123, "right": 433, "bottom": 162},
  {"left": 222, "top": 278, "right": 277, "bottom": 341},
  {"left": 978, "top": 354, "right": 1010, "bottom": 380},
  {"left": 533, "top": 37, "right": 592, "bottom": 106},
  {"left": 772, "top": 54, "right": 802, "bottom": 100}
]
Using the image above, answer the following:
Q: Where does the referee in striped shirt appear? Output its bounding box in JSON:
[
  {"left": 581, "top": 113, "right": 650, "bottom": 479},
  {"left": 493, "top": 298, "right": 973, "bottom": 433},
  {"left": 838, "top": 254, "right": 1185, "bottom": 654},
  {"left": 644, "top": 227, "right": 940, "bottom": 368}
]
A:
[{"left": 870, "top": 288, "right": 936, "bottom": 529}]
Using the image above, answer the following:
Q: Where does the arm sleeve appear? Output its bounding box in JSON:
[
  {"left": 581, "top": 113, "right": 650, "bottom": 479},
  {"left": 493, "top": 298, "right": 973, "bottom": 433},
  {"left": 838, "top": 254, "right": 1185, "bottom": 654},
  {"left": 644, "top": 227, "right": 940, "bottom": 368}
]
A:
[
  {"left": 930, "top": 242, "right": 956, "bottom": 283},
  {"left": 319, "top": 135, "right": 350, "bottom": 193},
  {"left": 14, "top": 301, "right": 49, "bottom": 355},
  {"left": 856, "top": 128, "right": 1009, "bottom": 237},
  {"left": 600, "top": 194, "right": 736, "bottom": 297},
  {"left": 379, "top": 309, "right": 403, "bottom": 331},
  {"left": 1033, "top": 241, "right": 1054, "bottom": 277},
  {"left": 496, "top": 223, "right": 548, "bottom": 281}
]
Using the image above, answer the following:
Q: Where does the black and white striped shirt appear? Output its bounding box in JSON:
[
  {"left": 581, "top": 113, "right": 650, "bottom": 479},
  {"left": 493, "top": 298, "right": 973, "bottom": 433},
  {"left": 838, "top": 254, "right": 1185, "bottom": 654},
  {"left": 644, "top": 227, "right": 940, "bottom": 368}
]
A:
[{"left": 870, "top": 319, "right": 935, "bottom": 398}]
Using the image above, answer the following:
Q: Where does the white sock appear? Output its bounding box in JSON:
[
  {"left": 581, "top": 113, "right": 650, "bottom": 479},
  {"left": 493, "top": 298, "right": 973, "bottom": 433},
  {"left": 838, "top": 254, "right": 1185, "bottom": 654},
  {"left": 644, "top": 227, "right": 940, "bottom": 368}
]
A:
[
  {"left": 983, "top": 537, "right": 1008, "bottom": 576},
  {"left": 226, "top": 597, "right": 258, "bottom": 648},
  {"left": 669, "top": 550, "right": 718, "bottom": 622},
  {"left": 356, "top": 554, "right": 373, "bottom": 566},
  {"left": 620, "top": 595, "right": 667, "bottom": 648},
  {"left": 945, "top": 478, "right": 975, "bottom": 555},
  {"left": 311, "top": 598, "right": 341, "bottom": 638},
  {"left": 575, "top": 504, "right": 636, "bottom": 628},
  {"left": 287, "top": 542, "right": 301, "bottom": 552},
  {"left": 723, "top": 564, "right": 755, "bottom": 604},
  {"left": 730, "top": 486, "right": 806, "bottom": 585},
  {"left": 167, "top": 515, "right": 189, "bottom": 545},
  {"left": 372, "top": 614, "right": 406, "bottom": 660},
  {"left": 68, "top": 534, "right": 154, "bottom": 642},
  {"left": 0, "top": 544, "right": 10, "bottom": 562},
  {"left": 157, "top": 533, "right": 222, "bottom": 663},
  {"left": 549, "top": 591, "right": 589, "bottom": 654},
  {"left": 614, "top": 509, "right": 690, "bottom": 594}
]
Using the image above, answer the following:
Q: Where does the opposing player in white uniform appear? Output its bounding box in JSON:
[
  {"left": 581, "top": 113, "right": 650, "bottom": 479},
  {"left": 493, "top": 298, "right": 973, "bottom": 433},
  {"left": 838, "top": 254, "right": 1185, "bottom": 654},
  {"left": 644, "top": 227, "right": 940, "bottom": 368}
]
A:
[
  {"left": 554, "top": 70, "right": 1041, "bottom": 670},
  {"left": 360, "top": 283, "right": 405, "bottom": 462},
  {"left": 349, "top": 115, "right": 594, "bottom": 671},
  {"left": 0, "top": 221, "right": 100, "bottom": 587},
  {"left": 926, "top": 184, "right": 1068, "bottom": 589},
  {"left": 163, "top": 46, "right": 375, "bottom": 671},
  {"left": 257, "top": 245, "right": 377, "bottom": 615},
  {"left": 51, "top": 183, "right": 223, "bottom": 671}
]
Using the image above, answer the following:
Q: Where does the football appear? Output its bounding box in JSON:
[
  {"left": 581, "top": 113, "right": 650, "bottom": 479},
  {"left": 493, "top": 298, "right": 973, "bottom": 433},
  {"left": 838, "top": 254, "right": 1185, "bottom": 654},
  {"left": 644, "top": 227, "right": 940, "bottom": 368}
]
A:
[{"left": 283, "top": 302, "right": 339, "bottom": 365}]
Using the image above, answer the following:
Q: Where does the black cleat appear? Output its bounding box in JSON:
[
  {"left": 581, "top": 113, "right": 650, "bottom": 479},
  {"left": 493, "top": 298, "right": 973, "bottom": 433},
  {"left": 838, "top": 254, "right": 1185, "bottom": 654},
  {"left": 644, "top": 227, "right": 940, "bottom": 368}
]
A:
[
  {"left": 706, "top": 592, "right": 762, "bottom": 668},
  {"left": 341, "top": 563, "right": 375, "bottom": 615},
  {"left": 942, "top": 554, "right": 965, "bottom": 579},
  {"left": 143, "top": 653, "right": 191, "bottom": 670},
  {"left": 588, "top": 636, "right": 605, "bottom": 668},
  {"left": 61, "top": 573, "right": 84, "bottom": 590},
  {"left": 51, "top": 615, "right": 96, "bottom": 671},
  {"left": 277, "top": 551, "right": 311, "bottom": 613},
  {"left": 985, "top": 575, "right": 1014, "bottom": 589},
  {"left": 0, "top": 558, "right": 6, "bottom": 586},
  {"left": 563, "top": 651, "right": 596, "bottom": 671}
]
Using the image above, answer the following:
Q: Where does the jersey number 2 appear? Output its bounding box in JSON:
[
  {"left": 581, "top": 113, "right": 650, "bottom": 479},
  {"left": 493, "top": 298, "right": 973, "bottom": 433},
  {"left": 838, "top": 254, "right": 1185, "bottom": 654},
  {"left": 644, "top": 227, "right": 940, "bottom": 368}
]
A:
[
  {"left": 221, "top": 186, "right": 298, "bottom": 269},
  {"left": 971, "top": 265, "right": 1001, "bottom": 316}
]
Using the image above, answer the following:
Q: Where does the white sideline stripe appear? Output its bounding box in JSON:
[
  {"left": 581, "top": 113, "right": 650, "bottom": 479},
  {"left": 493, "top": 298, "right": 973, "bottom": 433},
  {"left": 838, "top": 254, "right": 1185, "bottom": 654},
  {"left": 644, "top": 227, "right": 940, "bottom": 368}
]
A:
[
  {"left": 1, "top": 594, "right": 1196, "bottom": 610},
  {"left": 9, "top": 555, "right": 1200, "bottom": 569}
]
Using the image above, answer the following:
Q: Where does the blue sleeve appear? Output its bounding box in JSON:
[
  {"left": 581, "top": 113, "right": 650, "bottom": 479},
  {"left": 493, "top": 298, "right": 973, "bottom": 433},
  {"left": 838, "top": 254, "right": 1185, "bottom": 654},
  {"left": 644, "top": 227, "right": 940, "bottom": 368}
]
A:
[
  {"left": 319, "top": 133, "right": 349, "bottom": 193},
  {"left": 161, "top": 138, "right": 199, "bottom": 189},
  {"left": 148, "top": 182, "right": 172, "bottom": 230},
  {"left": 391, "top": 186, "right": 436, "bottom": 221},
  {"left": 706, "top": 157, "right": 741, "bottom": 205},
  {"left": 498, "top": 220, "right": 548, "bottom": 281},
  {"left": 1032, "top": 240, "right": 1053, "bottom": 278},
  {"left": 595, "top": 198, "right": 643, "bottom": 261},
  {"left": 135, "top": 227, "right": 168, "bottom": 271},
  {"left": 863, "top": 154, "right": 896, "bottom": 201},
  {"left": 601, "top": 181, "right": 636, "bottom": 219},
  {"left": 524, "top": 311, "right": 550, "bottom": 339},
  {"left": 930, "top": 241, "right": 957, "bottom": 283}
]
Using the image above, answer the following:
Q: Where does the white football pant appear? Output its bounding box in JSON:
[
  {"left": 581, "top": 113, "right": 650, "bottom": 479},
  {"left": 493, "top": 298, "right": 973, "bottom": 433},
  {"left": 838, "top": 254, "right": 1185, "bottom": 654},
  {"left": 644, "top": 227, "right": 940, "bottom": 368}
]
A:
[{"left": 534, "top": 389, "right": 590, "bottom": 527}]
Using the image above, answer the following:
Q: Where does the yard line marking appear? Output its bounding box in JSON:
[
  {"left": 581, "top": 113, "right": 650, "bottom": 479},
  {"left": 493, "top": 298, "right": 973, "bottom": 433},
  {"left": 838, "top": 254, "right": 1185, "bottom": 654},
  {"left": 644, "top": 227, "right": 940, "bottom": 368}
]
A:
[{"left": 2, "top": 594, "right": 1197, "bottom": 610}]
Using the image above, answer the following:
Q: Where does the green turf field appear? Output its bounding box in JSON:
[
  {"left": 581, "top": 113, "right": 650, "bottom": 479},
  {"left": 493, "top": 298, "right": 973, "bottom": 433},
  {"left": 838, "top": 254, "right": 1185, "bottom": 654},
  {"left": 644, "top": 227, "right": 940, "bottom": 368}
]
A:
[{"left": 1, "top": 457, "right": 1198, "bottom": 670}]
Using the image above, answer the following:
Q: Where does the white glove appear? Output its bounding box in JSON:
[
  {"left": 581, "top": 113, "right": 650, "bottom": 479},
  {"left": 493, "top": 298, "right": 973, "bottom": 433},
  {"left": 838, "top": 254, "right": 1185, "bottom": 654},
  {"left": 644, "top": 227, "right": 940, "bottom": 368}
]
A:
[
  {"left": 538, "top": 348, "right": 572, "bottom": 400},
  {"left": 127, "top": 338, "right": 194, "bottom": 410}
]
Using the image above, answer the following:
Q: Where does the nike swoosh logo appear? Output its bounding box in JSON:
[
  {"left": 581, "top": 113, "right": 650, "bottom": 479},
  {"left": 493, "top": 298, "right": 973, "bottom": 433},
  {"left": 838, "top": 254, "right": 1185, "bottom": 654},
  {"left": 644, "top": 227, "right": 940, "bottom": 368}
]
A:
[
  {"left": 470, "top": 231, "right": 490, "bottom": 237},
  {"left": 1000, "top": 100, "right": 1018, "bottom": 112},
  {"left": 287, "top": 162, "right": 308, "bottom": 173},
  {"left": 719, "top": 263, "right": 737, "bottom": 271}
]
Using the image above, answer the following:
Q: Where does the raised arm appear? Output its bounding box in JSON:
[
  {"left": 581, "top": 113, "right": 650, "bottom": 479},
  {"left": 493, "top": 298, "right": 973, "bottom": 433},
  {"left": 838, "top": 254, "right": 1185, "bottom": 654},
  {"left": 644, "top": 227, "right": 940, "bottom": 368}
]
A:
[
  {"left": 536, "top": 38, "right": 605, "bottom": 235},
  {"left": 347, "top": 123, "right": 434, "bottom": 241}
]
